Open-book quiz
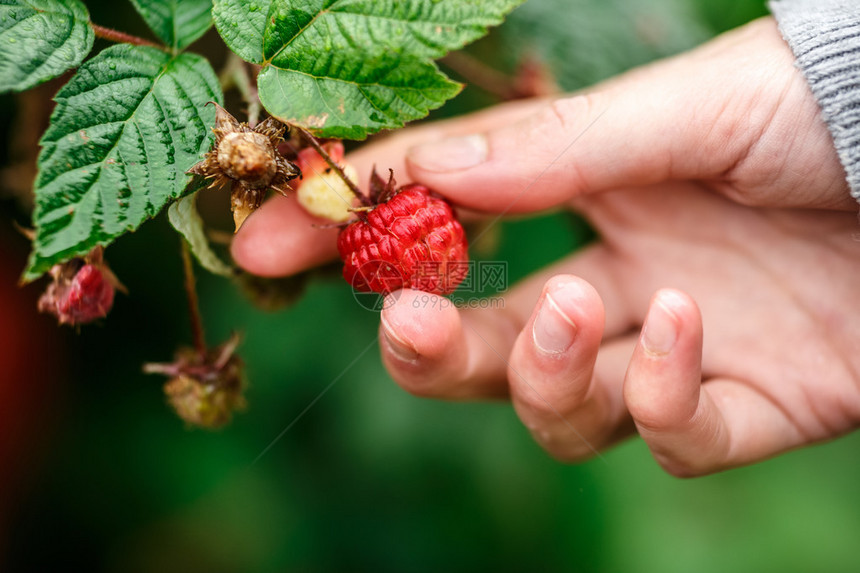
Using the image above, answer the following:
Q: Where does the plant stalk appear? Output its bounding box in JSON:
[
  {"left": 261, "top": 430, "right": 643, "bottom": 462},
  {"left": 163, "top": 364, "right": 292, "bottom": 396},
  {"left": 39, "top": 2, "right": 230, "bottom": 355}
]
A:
[
  {"left": 180, "top": 240, "right": 207, "bottom": 357},
  {"left": 440, "top": 52, "right": 518, "bottom": 101},
  {"left": 295, "top": 126, "right": 369, "bottom": 206},
  {"left": 91, "top": 23, "right": 161, "bottom": 49},
  {"left": 221, "top": 54, "right": 261, "bottom": 127}
]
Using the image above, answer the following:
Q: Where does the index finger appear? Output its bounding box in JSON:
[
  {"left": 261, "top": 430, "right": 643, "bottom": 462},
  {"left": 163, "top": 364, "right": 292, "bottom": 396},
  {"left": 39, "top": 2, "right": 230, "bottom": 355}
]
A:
[{"left": 231, "top": 99, "right": 545, "bottom": 277}]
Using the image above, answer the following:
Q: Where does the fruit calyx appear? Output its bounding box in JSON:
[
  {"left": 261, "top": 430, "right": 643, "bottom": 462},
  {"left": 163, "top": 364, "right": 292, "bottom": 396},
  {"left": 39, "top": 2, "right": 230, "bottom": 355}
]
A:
[{"left": 342, "top": 169, "right": 404, "bottom": 223}]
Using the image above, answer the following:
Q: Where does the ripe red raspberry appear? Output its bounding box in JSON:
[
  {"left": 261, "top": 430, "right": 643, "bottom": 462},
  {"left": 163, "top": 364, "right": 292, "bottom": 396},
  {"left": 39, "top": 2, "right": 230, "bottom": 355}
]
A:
[
  {"left": 337, "top": 174, "right": 468, "bottom": 296},
  {"left": 37, "top": 248, "right": 121, "bottom": 325}
]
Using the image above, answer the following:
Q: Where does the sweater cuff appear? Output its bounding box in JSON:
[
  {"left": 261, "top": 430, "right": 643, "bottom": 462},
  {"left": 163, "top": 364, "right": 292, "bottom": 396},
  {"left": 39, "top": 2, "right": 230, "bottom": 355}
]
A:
[{"left": 769, "top": 0, "right": 860, "bottom": 205}]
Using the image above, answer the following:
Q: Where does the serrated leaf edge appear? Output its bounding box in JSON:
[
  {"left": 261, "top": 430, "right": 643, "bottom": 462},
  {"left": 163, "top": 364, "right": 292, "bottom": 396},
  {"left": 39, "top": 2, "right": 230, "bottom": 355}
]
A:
[
  {"left": 22, "top": 46, "right": 221, "bottom": 282},
  {"left": 0, "top": 0, "right": 95, "bottom": 92}
]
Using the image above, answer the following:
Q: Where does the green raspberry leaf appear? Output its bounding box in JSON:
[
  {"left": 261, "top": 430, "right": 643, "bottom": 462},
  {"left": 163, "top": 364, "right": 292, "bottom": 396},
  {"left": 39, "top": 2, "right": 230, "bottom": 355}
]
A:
[
  {"left": 213, "top": 0, "right": 525, "bottom": 139},
  {"left": 168, "top": 192, "right": 235, "bottom": 277},
  {"left": 23, "top": 44, "right": 223, "bottom": 282},
  {"left": 129, "top": 0, "right": 213, "bottom": 51},
  {"left": 0, "top": 0, "right": 94, "bottom": 92},
  {"left": 256, "top": 55, "right": 461, "bottom": 140},
  {"left": 212, "top": 0, "right": 270, "bottom": 64}
]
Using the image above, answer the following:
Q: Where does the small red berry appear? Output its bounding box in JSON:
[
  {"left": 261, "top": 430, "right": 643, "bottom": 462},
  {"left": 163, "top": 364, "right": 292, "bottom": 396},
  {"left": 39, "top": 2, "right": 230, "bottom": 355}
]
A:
[
  {"left": 37, "top": 247, "right": 121, "bottom": 326},
  {"left": 337, "top": 174, "right": 468, "bottom": 296},
  {"left": 57, "top": 264, "right": 114, "bottom": 322}
]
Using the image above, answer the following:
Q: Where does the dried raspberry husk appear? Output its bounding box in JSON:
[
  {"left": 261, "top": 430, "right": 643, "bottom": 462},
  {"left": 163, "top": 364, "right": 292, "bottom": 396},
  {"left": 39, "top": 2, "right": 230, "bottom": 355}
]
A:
[
  {"left": 144, "top": 334, "right": 246, "bottom": 430},
  {"left": 37, "top": 247, "right": 122, "bottom": 326},
  {"left": 163, "top": 352, "right": 245, "bottom": 429},
  {"left": 337, "top": 173, "right": 469, "bottom": 296},
  {"left": 187, "top": 103, "right": 301, "bottom": 232}
]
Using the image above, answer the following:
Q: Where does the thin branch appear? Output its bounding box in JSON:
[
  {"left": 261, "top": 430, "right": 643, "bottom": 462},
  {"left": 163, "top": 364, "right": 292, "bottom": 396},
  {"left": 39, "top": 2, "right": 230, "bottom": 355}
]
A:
[
  {"left": 91, "top": 23, "right": 161, "bottom": 49},
  {"left": 180, "top": 240, "right": 207, "bottom": 357},
  {"left": 218, "top": 58, "right": 237, "bottom": 92},
  {"left": 238, "top": 67, "right": 261, "bottom": 128},
  {"left": 294, "top": 126, "right": 369, "bottom": 206},
  {"left": 219, "top": 54, "right": 261, "bottom": 126},
  {"left": 442, "top": 52, "right": 561, "bottom": 101},
  {"left": 440, "top": 52, "right": 518, "bottom": 101}
]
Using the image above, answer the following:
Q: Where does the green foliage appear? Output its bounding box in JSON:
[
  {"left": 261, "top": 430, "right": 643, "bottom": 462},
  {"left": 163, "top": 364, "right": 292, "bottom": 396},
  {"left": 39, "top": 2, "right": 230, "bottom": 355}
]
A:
[
  {"left": 168, "top": 192, "right": 235, "bottom": 277},
  {"left": 499, "top": 0, "right": 711, "bottom": 91},
  {"left": 6, "top": 2, "right": 860, "bottom": 573},
  {"left": 214, "top": 0, "right": 526, "bottom": 139},
  {"left": 210, "top": 0, "right": 269, "bottom": 63},
  {"left": 129, "top": 0, "right": 213, "bottom": 51},
  {"left": 0, "top": 0, "right": 94, "bottom": 92},
  {"left": 24, "top": 44, "right": 222, "bottom": 281}
]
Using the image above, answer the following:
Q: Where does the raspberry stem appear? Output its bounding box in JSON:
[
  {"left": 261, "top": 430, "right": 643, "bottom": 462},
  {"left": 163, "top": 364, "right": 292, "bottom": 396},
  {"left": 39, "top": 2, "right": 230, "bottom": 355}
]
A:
[
  {"left": 90, "top": 23, "right": 161, "bottom": 49},
  {"left": 441, "top": 52, "right": 519, "bottom": 100},
  {"left": 294, "top": 126, "right": 371, "bottom": 207},
  {"left": 440, "top": 52, "right": 560, "bottom": 101},
  {"left": 180, "top": 240, "right": 207, "bottom": 357},
  {"left": 220, "top": 54, "right": 261, "bottom": 127}
]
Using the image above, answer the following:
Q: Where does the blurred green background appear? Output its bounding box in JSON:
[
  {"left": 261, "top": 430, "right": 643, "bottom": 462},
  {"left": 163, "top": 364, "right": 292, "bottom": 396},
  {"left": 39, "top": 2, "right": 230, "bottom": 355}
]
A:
[{"left": 2, "top": 0, "right": 859, "bottom": 571}]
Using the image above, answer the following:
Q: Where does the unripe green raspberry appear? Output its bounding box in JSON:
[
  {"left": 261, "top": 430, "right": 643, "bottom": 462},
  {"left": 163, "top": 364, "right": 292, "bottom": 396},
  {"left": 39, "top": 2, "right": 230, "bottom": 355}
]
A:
[{"left": 293, "top": 141, "right": 358, "bottom": 222}]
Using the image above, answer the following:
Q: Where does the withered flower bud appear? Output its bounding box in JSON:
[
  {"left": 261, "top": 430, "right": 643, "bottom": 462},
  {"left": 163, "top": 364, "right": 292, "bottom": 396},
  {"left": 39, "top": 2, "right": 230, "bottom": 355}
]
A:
[
  {"left": 37, "top": 247, "right": 125, "bottom": 326},
  {"left": 144, "top": 334, "right": 247, "bottom": 429},
  {"left": 188, "top": 103, "right": 301, "bottom": 232}
]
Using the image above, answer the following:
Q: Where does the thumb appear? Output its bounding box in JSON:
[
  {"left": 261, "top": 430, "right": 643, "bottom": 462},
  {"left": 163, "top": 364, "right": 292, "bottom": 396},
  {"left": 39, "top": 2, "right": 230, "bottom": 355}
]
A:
[{"left": 404, "top": 20, "right": 781, "bottom": 214}]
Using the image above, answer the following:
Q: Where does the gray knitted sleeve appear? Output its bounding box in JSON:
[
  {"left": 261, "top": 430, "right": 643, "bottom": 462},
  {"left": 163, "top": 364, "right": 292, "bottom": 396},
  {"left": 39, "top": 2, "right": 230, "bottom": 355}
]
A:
[{"left": 769, "top": 0, "right": 860, "bottom": 205}]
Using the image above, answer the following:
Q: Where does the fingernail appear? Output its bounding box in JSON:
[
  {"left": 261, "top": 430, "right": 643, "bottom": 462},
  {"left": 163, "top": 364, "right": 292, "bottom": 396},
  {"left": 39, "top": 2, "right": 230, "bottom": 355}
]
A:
[
  {"left": 532, "top": 293, "right": 577, "bottom": 355},
  {"left": 642, "top": 294, "right": 680, "bottom": 356},
  {"left": 407, "top": 134, "right": 488, "bottom": 172},
  {"left": 381, "top": 315, "right": 419, "bottom": 363}
]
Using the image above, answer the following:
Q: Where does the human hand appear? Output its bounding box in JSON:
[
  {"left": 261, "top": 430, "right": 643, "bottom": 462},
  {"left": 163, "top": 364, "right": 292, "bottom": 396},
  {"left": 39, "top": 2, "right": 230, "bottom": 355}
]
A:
[{"left": 232, "top": 18, "right": 860, "bottom": 476}]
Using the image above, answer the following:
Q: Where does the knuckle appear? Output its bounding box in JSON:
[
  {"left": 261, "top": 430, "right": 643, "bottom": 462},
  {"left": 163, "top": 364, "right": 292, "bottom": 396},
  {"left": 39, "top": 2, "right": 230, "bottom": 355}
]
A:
[
  {"left": 396, "top": 379, "right": 434, "bottom": 398},
  {"left": 393, "top": 371, "right": 445, "bottom": 399},
  {"left": 653, "top": 453, "right": 710, "bottom": 479},
  {"left": 384, "top": 356, "right": 444, "bottom": 398},
  {"left": 626, "top": 397, "right": 672, "bottom": 434},
  {"left": 547, "top": 442, "right": 597, "bottom": 463},
  {"left": 512, "top": 378, "right": 559, "bottom": 418},
  {"left": 515, "top": 398, "right": 601, "bottom": 463},
  {"left": 529, "top": 93, "right": 600, "bottom": 194},
  {"left": 509, "top": 359, "right": 588, "bottom": 416},
  {"left": 625, "top": 381, "right": 696, "bottom": 436},
  {"left": 543, "top": 93, "right": 597, "bottom": 133},
  {"left": 528, "top": 424, "right": 596, "bottom": 463}
]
